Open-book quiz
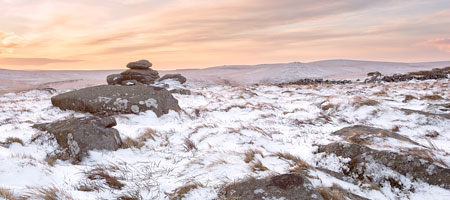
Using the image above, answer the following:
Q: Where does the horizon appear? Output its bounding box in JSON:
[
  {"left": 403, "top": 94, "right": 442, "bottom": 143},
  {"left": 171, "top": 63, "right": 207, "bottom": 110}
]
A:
[
  {"left": 1, "top": 0, "right": 450, "bottom": 70},
  {"left": 2, "top": 58, "right": 450, "bottom": 71}
]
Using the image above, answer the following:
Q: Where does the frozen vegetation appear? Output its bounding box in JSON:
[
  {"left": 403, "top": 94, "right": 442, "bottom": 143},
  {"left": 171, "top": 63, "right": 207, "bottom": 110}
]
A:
[{"left": 0, "top": 76, "right": 449, "bottom": 199}]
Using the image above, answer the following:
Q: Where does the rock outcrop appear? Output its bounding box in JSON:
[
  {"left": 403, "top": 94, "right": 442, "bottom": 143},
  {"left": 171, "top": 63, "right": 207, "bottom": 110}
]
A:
[
  {"left": 332, "top": 125, "right": 420, "bottom": 145},
  {"left": 318, "top": 142, "right": 450, "bottom": 189},
  {"left": 51, "top": 85, "right": 181, "bottom": 116},
  {"left": 159, "top": 74, "right": 187, "bottom": 84},
  {"left": 106, "top": 59, "right": 160, "bottom": 85},
  {"left": 32, "top": 116, "right": 122, "bottom": 161},
  {"left": 220, "top": 174, "right": 323, "bottom": 200}
]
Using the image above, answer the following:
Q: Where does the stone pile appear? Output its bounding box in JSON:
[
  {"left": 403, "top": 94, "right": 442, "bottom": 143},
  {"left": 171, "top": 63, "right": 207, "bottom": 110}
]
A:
[{"left": 107, "top": 59, "right": 160, "bottom": 85}]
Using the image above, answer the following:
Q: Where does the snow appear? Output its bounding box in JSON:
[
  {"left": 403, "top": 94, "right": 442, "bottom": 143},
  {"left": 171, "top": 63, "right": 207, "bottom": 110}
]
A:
[{"left": 0, "top": 77, "right": 449, "bottom": 199}]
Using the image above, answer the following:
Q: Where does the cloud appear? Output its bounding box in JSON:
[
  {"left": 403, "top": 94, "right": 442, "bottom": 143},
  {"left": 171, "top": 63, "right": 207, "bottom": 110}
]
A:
[
  {"left": 0, "top": 31, "right": 20, "bottom": 48},
  {"left": 423, "top": 38, "right": 450, "bottom": 52},
  {"left": 0, "top": 58, "right": 82, "bottom": 66}
]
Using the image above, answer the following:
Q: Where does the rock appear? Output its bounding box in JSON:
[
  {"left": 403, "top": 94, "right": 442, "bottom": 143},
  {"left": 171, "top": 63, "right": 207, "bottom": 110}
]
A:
[
  {"left": 318, "top": 142, "right": 450, "bottom": 189},
  {"left": 32, "top": 116, "right": 121, "bottom": 161},
  {"left": 120, "top": 69, "right": 160, "bottom": 84},
  {"left": 169, "top": 88, "right": 191, "bottom": 95},
  {"left": 121, "top": 80, "right": 139, "bottom": 86},
  {"left": 367, "top": 71, "right": 382, "bottom": 77},
  {"left": 400, "top": 108, "right": 450, "bottom": 119},
  {"left": 107, "top": 74, "right": 123, "bottom": 85},
  {"left": 126, "top": 59, "right": 152, "bottom": 69},
  {"left": 220, "top": 174, "right": 323, "bottom": 200},
  {"left": 159, "top": 74, "right": 187, "bottom": 84},
  {"left": 331, "top": 125, "right": 420, "bottom": 146},
  {"left": 51, "top": 85, "right": 181, "bottom": 117}
]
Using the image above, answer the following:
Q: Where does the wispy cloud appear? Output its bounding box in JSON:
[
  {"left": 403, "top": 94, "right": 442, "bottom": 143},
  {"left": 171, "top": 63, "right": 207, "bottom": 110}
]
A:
[
  {"left": 0, "top": 57, "right": 82, "bottom": 66},
  {"left": 423, "top": 38, "right": 450, "bottom": 52}
]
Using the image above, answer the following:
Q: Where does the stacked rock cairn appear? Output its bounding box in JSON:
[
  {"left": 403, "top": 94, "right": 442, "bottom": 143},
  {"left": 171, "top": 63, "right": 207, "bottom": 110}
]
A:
[{"left": 107, "top": 59, "right": 160, "bottom": 86}]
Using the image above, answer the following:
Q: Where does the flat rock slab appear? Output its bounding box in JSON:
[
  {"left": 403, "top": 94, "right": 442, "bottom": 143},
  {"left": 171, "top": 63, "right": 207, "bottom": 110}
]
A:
[
  {"left": 126, "top": 59, "right": 152, "bottom": 69},
  {"left": 221, "top": 174, "right": 323, "bottom": 200},
  {"left": 51, "top": 85, "right": 181, "bottom": 117},
  {"left": 33, "top": 116, "right": 121, "bottom": 161},
  {"left": 332, "top": 125, "right": 420, "bottom": 146},
  {"left": 318, "top": 142, "right": 450, "bottom": 189}
]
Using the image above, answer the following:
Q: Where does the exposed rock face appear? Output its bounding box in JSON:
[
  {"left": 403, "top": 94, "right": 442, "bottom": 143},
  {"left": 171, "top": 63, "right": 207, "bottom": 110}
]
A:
[
  {"left": 126, "top": 59, "right": 152, "bottom": 69},
  {"left": 221, "top": 174, "right": 323, "bottom": 200},
  {"left": 32, "top": 116, "right": 121, "bottom": 161},
  {"left": 51, "top": 85, "right": 181, "bottom": 117},
  {"left": 106, "top": 74, "right": 123, "bottom": 85},
  {"left": 169, "top": 88, "right": 191, "bottom": 95},
  {"left": 106, "top": 59, "right": 162, "bottom": 85},
  {"left": 159, "top": 74, "right": 187, "bottom": 84},
  {"left": 332, "top": 125, "right": 419, "bottom": 145},
  {"left": 120, "top": 69, "right": 160, "bottom": 84},
  {"left": 318, "top": 142, "right": 450, "bottom": 189}
]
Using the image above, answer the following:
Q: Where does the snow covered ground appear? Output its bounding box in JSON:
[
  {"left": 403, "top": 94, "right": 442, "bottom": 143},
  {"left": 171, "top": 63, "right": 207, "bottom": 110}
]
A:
[{"left": 0, "top": 78, "right": 449, "bottom": 199}]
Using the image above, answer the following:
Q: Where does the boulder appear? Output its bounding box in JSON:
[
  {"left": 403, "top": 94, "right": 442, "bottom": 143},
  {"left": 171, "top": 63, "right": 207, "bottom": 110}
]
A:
[
  {"left": 106, "top": 74, "right": 123, "bottom": 85},
  {"left": 51, "top": 85, "right": 181, "bottom": 117},
  {"left": 169, "top": 88, "right": 191, "bottom": 95},
  {"left": 331, "top": 125, "right": 420, "bottom": 146},
  {"left": 220, "top": 174, "right": 323, "bottom": 200},
  {"left": 126, "top": 59, "right": 152, "bottom": 69},
  {"left": 159, "top": 74, "right": 187, "bottom": 84},
  {"left": 120, "top": 69, "right": 160, "bottom": 84},
  {"left": 32, "top": 116, "right": 121, "bottom": 161},
  {"left": 318, "top": 142, "right": 450, "bottom": 189}
]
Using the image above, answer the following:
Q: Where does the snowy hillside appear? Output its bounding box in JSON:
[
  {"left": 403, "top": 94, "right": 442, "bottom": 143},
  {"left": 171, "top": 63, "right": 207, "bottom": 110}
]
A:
[
  {"left": 2, "top": 60, "right": 450, "bottom": 94},
  {"left": 0, "top": 78, "right": 449, "bottom": 199}
]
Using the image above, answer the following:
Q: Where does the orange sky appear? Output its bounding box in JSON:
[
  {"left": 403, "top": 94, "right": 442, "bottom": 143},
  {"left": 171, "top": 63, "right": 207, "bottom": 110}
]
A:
[{"left": 1, "top": 0, "right": 450, "bottom": 70}]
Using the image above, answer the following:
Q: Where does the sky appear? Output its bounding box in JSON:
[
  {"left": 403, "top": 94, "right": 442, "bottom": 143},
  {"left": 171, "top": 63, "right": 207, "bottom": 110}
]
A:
[{"left": 0, "top": 0, "right": 450, "bottom": 70}]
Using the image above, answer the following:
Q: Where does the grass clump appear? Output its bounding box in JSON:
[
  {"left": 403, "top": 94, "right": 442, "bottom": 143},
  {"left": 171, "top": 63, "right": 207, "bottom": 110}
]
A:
[
  {"left": 244, "top": 149, "right": 263, "bottom": 163},
  {"left": 422, "top": 95, "right": 444, "bottom": 100},
  {"left": 250, "top": 159, "right": 268, "bottom": 172},
  {"left": 168, "top": 183, "right": 203, "bottom": 200},
  {"left": 121, "top": 137, "right": 145, "bottom": 149},
  {"left": 86, "top": 168, "right": 125, "bottom": 190},
  {"left": 0, "top": 137, "right": 24, "bottom": 147},
  {"left": 353, "top": 97, "right": 379, "bottom": 108},
  {"left": 24, "top": 186, "right": 74, "bottom": 200},
  {"left": 183, "top": 137, "right": 197, "bottom": 152},
  {"left": 0, "top": 187, "right": 18, "bottom": 200}
]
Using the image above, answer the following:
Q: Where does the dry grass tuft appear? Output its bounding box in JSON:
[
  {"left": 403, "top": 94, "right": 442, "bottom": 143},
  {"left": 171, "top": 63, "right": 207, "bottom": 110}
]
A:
[
  {"left": 137, "top": 128, "right": 160, "bottom": 142},
  {"left": 353, "top": 97, "right": 380, "bottom": 108},
  {"left": 183, "top": 138, "right": 197, "bottom": 152},
  {"left": 0, "top": 187, "right": 18, "bottom": 200},
  {"left": 403, "top": 95, "right": 416, "bottom": 103},
  {"left": 250, "top": 159, "right": 268, "bottom": 172},
  {"left": 321, "top": 103, "right": 338, "bottom": 111},
  {"left": 317, "top": 183, "right": 367, "bottom": 200},
  {"left": 244, "top": 149, "right": 263, "bottom": 163},
  {"left": 316, "top": 184, "right": 346, "bottom": 200},
  {"left": 422, "top": 95, "right": 444, "bottom": 100},
  {"left": 168, "top": 183, "right": 203, "bottom": 200},
  {"left": 44, "top": 155, "right": 58, "bottom": 166},
  {"left": 86, "top": 168, "right": 125, "bottom": 189},
  {"left": 275, "top": 152, "right": 312, "bottom": 174},
  {"left": 425, "top": 130, "right": 439, "bottom": 138},
  {"left": 1, "top": 137, "right": 24, "bottom": 146},
  {"left": 121, "top": 137, "right": 145, "bottom": 149},
  {"left": 24, "top": 186, "right": 74, "bottom": 200},
  {"left": 117, "top": 190, "right": 143, "bottom": 200},
  {"left": 391, "top": 125, "right": 400, "bottom": 132}
]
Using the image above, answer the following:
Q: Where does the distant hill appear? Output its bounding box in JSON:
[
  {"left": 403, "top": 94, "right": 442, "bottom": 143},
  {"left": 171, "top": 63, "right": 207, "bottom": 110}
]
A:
[{"left": 1, "top": 59, "right": 450, "bottom": 94}]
